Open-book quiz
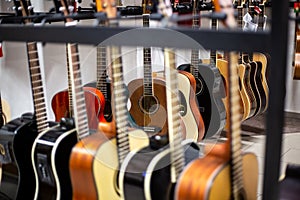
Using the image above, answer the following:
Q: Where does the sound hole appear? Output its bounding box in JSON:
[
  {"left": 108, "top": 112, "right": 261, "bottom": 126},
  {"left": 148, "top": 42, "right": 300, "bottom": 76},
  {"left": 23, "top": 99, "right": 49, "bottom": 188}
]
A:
[
  {"left": 195, "top": 77, "right": 204, "bottom": 95},
  {"left": 139, "top": 95, "right": 160, "bottom": 114}
]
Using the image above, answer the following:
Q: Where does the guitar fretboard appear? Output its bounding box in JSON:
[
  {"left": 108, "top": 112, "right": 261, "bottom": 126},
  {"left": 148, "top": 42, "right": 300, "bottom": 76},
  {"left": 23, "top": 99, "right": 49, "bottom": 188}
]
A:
[
  {"left": 191, "top": 0, "right": 200, "bottom": 78},
  {"left": 227, "top": 52, "right": 244, "bottom": 199},
  {"left": 164, "top": 49, "right": 185, "bottom": 183},
  {"left": 111, "top": 46, "right": 130, "bottom": 165},
  {"left": 27, "top": 42, "right": 49, "bottom": 133},
  {"left": 142, "top": 14, "right": 153, "bottom": 96},
  {"left": 96, "top": 45, "right": 108, "bottom": 99},
  {"left": 66, "top": 45, "right": 73, "bottom": 117},
  {"left": 67, "top": 43, "right": 90, "bottom": 139}
]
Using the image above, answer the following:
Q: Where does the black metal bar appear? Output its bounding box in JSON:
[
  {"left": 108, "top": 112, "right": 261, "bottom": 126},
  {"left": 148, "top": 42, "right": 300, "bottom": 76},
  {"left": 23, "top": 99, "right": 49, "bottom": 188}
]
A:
[
  {"left": 262, "top": 0, "right": 289, "bottom": 199},
  {"left": 0, "top": 24, "right": 271, "bottom": 52}
]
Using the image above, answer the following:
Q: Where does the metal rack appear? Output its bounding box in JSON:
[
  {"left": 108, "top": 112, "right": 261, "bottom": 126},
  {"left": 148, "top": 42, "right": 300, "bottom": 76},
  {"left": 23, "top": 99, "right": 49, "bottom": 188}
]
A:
[{"left": 0, "top": 1, "right": 290, "bottom": 199}]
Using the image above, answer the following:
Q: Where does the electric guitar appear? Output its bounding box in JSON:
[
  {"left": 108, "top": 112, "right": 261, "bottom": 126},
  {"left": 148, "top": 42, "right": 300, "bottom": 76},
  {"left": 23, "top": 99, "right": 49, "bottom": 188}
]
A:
[
  {"left": 0, "top": 1, "right": 52, "bottom": 199},
  {"left": 69, "top": 1, "right": 149, "bottom": 198},
  {"left": 120, "top": 47, "right": 199, "bottom": 200},
  {"left": 31, "top": 1, "right": 85, "bottom": 199},
  {"left": 175, "top": 1, "right": 258, "bottom": 199},
  {"left": 178, "top": 0, "right": 226, "bottom": 138},
  {"left": 51, "top": 3, "right": 105, "bottom": 130},
  {"left": 294, "top": 5, "right": 300, "bottom": 80}
]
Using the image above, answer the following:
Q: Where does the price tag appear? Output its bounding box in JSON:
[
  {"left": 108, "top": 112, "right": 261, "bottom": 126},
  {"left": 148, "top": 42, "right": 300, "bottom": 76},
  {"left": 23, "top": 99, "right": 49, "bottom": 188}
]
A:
[{"left": 243, "top": 12, "right": 258, "bottom": 31}]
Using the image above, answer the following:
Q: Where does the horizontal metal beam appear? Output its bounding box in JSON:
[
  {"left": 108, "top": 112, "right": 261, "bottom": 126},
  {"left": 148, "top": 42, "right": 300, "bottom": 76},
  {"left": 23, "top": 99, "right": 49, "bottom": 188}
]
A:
[{"left": 0, "top": 24, "right": 271, "bottom": 52}]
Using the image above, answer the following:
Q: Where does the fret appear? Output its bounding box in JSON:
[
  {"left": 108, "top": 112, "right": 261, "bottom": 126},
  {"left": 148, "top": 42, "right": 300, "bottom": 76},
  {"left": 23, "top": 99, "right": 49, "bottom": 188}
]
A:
[{"left": 164, "top": 49, "right": 185, "bottom": 182}]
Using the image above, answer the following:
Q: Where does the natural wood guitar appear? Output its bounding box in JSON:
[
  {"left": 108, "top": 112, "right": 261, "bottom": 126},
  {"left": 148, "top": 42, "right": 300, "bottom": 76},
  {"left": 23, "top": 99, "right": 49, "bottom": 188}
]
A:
[
  {"left": 0, "top": 93, "right": 10, "bottom": 127},
  {"left": 176, "top": 1, "right": 258, "bottom": 197},
  {"left": 120, "top": 48, "right": 199, "bottom": 200},
  {"left": 69, "top": 2, "right": 149, "bottom": 198}
]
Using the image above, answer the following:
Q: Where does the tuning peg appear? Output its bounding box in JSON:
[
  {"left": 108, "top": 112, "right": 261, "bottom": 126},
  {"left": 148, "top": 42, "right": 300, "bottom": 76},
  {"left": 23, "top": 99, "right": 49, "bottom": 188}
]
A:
[
  {"left": 59, "top": 6, "right": 65, "bottom": 12},
  {"left": 28, "top": 5, "right": 34, "bottom": 11},
  {"left": 68, "top": 5, "right": 74, "bottom": 12}
]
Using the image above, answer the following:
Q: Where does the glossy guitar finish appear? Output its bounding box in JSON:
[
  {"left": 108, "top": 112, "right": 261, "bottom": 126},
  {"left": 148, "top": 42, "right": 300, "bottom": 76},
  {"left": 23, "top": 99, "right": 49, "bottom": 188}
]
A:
[
  {"left": 177, "top": 64, "right": 225, "bottom": 138},
  {"left": 253, "top": 53, "right": 269, "bottom": 112},
  {"left": 31, "top": 120, "right": 77, "bottom": 200},
  {"left": 0, "top": 94, "right": 11, "bottom": 127},
  {"left": 0, "top": 113, "right": 36, "bottom": 200},
  {"left": 128, "top": 78, "right": 168, "bottom": 136},
  {"left": 51, "top": 86, "right": 105, "bottom": 129}
]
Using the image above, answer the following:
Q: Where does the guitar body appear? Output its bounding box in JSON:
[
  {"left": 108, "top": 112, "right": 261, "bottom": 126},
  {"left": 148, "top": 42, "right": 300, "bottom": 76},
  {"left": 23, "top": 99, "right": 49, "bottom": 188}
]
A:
[
  {"left": 238, "top": 63, "right": 257, "bottom": 119},
  {"left": 51, "top": 86, "right": 105, "bottom": 129},
  {"left": 85, "top": 81, "right": 113, "bottom": 122},
  {"left": 150, "top": 71, "right": 202, "bottom": 141},
  {"left": 177, "top": 63, "right": 226, "bottom": 138},
  {"left": 177, "top": 70, "right": 205, "bottom": 141},
  {"left": 128, "top": 78, "right": 168, "bottom": 136},
  {"left": 31, "top": 120, "right": 77, "bottom": 200},
  {"left": 216, "top": 59, "right": 246, "bottom": 125},
  {"left": 70, "top": 128, "right": 149, "bottom": 199},
  {"left": 253, "top": 53, "right": 269, "bottom": 113},
  {"left": 0, "top": 99, "right": 11, "bottom": 127},
  {"left": 0, "top": 113, "right": 36, "bottom": 200},
  {"left": 250, "top": 60, "right": 267, "bottom": 116},
  {"left": 175, "top": 152, "right": 258, "bottom": 200},
  {"left": 120, "top": 142, "right": 199, "bottom": 200}
]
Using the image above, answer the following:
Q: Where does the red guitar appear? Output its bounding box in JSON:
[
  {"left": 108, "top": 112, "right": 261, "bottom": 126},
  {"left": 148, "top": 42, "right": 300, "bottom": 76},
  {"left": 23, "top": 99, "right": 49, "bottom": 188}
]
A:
[{"left": 51, "top": 7, "right": 106, "bottom": 129}]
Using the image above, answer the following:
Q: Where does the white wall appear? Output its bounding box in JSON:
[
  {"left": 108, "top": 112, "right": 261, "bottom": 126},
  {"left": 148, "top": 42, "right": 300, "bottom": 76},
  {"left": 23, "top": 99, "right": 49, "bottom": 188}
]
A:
[{"left": 0, "top": 1, "right": 299, "bottom": 122}]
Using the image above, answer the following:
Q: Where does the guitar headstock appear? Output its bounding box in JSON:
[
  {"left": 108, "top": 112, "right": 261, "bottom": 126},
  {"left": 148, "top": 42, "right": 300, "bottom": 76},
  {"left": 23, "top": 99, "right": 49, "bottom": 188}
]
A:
[
  {"left": 213, "top": 0, "right": 236, "bottom": 28},
  {"left": 59, "top": 0, "right": 77, "bottom": 17},
  {"left": 157, "top": 0, "right": 173, "bottom": 18},
  {"left": 95, "top": 0, "right": 117, "bottom": 18},
  {"left": 16, "top": 0, "right": 34, "bottom": 18}
]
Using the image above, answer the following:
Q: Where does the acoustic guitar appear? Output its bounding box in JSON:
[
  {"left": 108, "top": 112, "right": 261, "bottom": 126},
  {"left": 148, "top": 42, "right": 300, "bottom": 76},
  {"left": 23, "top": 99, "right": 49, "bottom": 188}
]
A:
[
  {"left": 51, "top": 1, "right": 105, "bottom": 130},
  {"left": 175, "top": 1, "right": 258, "bottom": 199},
  {"left": 0, "top": 0, "right": 52, "bottom": 199},
  {"left": 242, "top": 0, "right": 268, "bottom": 117},
  {"left": 128, "top": 14, "right": 169, "bottom": 136},
  {"left": 31, "top": 1, "right": 86, "bottom": 199},
  {"left": 178, "top": 0, "right": 226, "bottom": 138},
  {"left": 249, "top": 0, "right": 269, "bottom": 113},
  {"left": 120, "top": 46, "right": 199, "bottom": 200},
  {"left": 69, "top": 1, "right": 149, "bottom": 198},
  {"left": 84, "top": 0, "right": 113, "bottom": 122},
  {"left": 0, "top": 93, "right": 10, "bottom": 127}
]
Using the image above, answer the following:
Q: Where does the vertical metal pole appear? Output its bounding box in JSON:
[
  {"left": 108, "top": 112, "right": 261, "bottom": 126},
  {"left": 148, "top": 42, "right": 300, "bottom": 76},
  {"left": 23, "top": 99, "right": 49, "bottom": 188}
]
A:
[{"left": 262, "top": 1, "right": 289, "bottom": 200}]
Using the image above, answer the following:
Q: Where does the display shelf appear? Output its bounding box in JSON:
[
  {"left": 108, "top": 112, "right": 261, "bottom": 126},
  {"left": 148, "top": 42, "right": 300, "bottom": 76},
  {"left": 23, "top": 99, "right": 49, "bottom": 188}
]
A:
[{"left": 0, "top": 1, "right": 290, "bottom": 199}]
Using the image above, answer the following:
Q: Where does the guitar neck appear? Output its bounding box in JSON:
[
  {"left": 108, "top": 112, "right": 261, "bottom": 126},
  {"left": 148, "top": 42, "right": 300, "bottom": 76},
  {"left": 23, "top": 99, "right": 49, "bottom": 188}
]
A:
[
  {"left": 111, "top": 45, "right": 130, "bottom": 165},
  {"left": 66, "top": 44, "right": 73, "bottom": 117},
  {"left": 27, "top": 42, "right": 49, "bottom": 133},
  {"left": 67, "top": 43, "right": 89, "bottom": 139},
  {"left": 96, "top": 45, "right": 108, "bottom": 99},
  {"left": 142, "top": 14, "right": 153, "bottom": 96},
  {"left": 226, "top": 52, "right": 245, "bottom": 198},
  {"left": 211, "top": 17, "right": 217, "bottom": 63},
  {"left": 164, "top": 49, "right": 185, "bottom": 183}
]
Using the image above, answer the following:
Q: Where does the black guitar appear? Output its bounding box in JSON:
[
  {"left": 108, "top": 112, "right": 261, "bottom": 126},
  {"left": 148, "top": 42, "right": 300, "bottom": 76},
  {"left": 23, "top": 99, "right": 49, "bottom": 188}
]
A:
[
  {"left": 0, "top": 1, "right": 52, "bottom": 199},
  {"left": 177, "top": 0, "right": 226, "bottom": 138},
  {"left": 119, "top": 48, "right": 199, "bottom": 200},
  {"left": 31, "top": 1, "right": 83, "bottom": 199}
]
